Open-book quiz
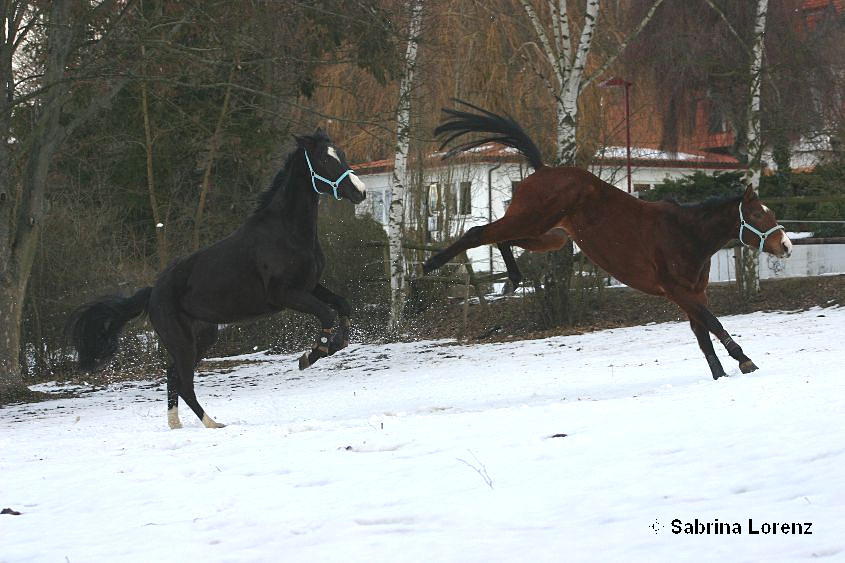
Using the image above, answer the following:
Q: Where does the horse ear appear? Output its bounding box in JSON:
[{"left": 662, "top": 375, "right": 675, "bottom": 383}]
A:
[
  {"left": 313, "top": 127, "right": 326, "bottom": 138},
  {"left": 742, "top": 184, "right": 757, "bottom": 202}
]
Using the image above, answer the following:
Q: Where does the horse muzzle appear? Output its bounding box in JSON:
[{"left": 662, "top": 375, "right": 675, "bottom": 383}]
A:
[
  {"left": 776, "top": 235, "right": 793, "bottom": 259},
  {"left": 348, "top": 172, "right": 367, "bottom": 204}
]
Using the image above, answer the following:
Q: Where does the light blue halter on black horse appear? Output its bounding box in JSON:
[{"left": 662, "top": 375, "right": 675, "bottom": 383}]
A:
[{"left": 68, "top": 129, "right": 366, "bottom": 429}]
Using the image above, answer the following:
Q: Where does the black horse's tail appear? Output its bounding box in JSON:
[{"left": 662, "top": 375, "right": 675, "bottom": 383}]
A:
[
  {"left": 67, "top": 287, "right": 153, "bottom": 371},
  {"left": 434, "top": 99, "right": 545, "bottom": 170}
]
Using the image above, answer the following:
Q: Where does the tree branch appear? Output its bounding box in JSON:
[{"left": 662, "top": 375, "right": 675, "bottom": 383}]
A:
[
  {"left": 518, "top": 0, "right": 563, "bottom": 88},
  {"left": 582, "top": 0, "right": 667, "bottom": 92}
]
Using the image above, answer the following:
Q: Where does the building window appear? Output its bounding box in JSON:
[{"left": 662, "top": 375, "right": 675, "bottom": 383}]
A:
[
  {"left": 459, "top": 181, "right": 472, "bottom": 215},
  {"left": 446, "top": 184, "right": 457, "bottom": 216},
  {"left": 370, "top": 190, "right": 387, "bottom": 225},
  {"left": 427, "top": 183, "right": 439, "bottom": 216}
]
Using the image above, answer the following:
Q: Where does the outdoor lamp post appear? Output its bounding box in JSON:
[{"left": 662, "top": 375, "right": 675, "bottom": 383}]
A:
[{"left": 600, "top": 77, "right": 633, "bottom": 194}]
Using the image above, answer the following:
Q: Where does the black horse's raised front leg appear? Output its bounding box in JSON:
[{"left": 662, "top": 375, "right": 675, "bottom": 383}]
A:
[
  {"left": 312, "top": 283, "right": 352, "bottom": 354},
  {"left": 276, "top": 289, "right": 338, "bottom": 370}
]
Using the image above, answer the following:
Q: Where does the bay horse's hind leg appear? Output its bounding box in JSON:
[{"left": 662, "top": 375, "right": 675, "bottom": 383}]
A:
[
  {"left": 423, "top": 225, "right": 487, "bottom": 273},
  {"left": 511, "top": 227, "right": 569, "bottom": 252},
  {"left": 496, "top": 243, "right": 522, "bottom": 293},
  {"left": 497, "top": 228, "right": 570, "bottom": 294},
  {"left": 312, "top": 283, "right": 351, "bottom": 354},
  {"left": 423, "top": 213, "right": 553, "bottom": 273}
]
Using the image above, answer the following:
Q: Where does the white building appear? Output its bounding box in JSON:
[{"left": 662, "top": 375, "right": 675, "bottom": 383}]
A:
[{"left": 352, "top": 144, "right": 743, "bottom": 275}]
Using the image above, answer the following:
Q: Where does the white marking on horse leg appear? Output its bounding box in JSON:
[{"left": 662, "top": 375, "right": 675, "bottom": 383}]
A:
[
  {"left": 327, "top": 146, "right": 341, "bottom": 163},
  {"left": 202, "top": 412, "right": 225, "bottom": 429},
  {"left": 167, "top": 407, "right": 183, "bottom": 430},
  {"left": 349, "top": 172, "right": 366, "bottom": 196}
]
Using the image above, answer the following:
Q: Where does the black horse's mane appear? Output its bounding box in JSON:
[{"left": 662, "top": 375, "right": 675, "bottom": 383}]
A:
[{"left": 254, "top": 130, "right": 331, "bottom": 212}]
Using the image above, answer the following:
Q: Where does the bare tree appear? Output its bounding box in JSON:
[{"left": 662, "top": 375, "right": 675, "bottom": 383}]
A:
[
  {"left": 388, "top": 0, "right": 424, "bottom": 332},
  {"left": 1, "top": 1, "right": 134, "bottom": 400},
  {"left": 516, "top": 0, "right": 665, "bottom": 165}
]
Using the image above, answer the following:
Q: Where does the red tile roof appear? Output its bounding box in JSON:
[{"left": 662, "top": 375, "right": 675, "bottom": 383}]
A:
[{"left": 352, "top": 144, "right": 742, "bottom": 175}]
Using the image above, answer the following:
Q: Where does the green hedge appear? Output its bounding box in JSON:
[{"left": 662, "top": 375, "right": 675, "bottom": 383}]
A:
[{"left": 640, "top": 165, "right": 845, "bottom": 237}]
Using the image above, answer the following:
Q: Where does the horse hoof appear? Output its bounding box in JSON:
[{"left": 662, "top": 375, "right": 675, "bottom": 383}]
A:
[
  {"left": 712, "top": 372, "right": 726, "bottom": 380},
  {"left": 329, "top": 332, "right": 349, "bottom": 354},
  {"left": 298, "top": 353, "right": 311, "bottom": 370},
  {"left": 202, "top": 413, "right": 225, "bottom": 428},
  {"left": 740, "top": 361, "right": 758, "bottom": 374}
]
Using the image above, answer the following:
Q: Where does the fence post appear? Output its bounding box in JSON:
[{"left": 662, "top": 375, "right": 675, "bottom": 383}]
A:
[
  {"left": 460, "top": 263, "right": 471, "bottom": 341},
  {"left": 463, "top": 258, "right": 488, "bottom": 310}
]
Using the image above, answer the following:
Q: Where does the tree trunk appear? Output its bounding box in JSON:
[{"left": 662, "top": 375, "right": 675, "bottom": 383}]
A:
[
  {"left": 193, "top": 63, "right": 236, "bottom": 251},
  {"left": 388, "top": 0, "right": 424, "bottom": 333},
  {"left": 738, "top": 0, "right": 769, "bottom": 300},
  {"left": 140, "top": 58, "right": 168, "bottom": 270},
  {"left": 0, "top": 2, "right": 73, "bottom": 399}
]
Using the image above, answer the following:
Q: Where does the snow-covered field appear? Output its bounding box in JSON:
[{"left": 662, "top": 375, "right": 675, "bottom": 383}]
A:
[{"left": 2, "top": 307, "right": 844, "bottom": 562}]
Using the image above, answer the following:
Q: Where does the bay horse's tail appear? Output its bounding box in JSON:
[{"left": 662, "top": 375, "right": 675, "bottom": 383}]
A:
[
  {"left": 434, "top": 99, "right": 544, "bottom": 170},
  {"left": 67, "top": 287, "right": 152, "bottom": 371},
  {"left": 423, "top": 100, "right": 544, "bottom": 275}
]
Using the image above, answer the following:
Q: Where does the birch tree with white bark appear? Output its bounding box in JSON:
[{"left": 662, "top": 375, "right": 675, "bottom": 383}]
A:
[
  {"left": 516, "top": 0, "right": 665, "bottom": 165},
  {"left": 511, "top": 0, "right": 665, "bottom": 326},
  {"left": 388, "top": 0, "right": 424, "bottom": 332},
  {"left": 737, "top": 0, "right": 769, "bottom": 298}
]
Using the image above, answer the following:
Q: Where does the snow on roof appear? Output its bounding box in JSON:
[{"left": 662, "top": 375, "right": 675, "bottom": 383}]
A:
[
  {"left": 597, "top": 146, "right": 741, "bottom": 167},
  {"left": 353, "top": 143, "right": 741, "bottom": 175}
]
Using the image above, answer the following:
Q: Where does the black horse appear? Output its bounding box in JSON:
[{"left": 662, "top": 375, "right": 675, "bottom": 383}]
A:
[{"left": 68, "top": 129, "right": 366, "bottom": 428}]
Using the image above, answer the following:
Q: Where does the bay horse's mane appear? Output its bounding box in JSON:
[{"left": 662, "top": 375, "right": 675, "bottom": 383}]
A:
[
  {"left": 672, "top": 192, "right": 744, "bottom": 212},
  {"left": 434, "top": 99, "right": 544, "bottom": 170},
  {"left": 254, "top": 129, "right": 332, "bottom": 212}
]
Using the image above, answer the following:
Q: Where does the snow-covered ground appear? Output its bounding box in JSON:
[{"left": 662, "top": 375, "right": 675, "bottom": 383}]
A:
[{"left": 2, "top": 307, "right": 844, "bottom": 562}]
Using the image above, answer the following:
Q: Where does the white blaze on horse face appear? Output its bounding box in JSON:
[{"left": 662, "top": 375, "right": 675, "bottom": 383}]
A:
[
  {"left": 349, "top": 172, "right": 367, "bottom": 196},
  {"left": 781, "top": 232, "right": 793, "bottom": 258},
  {"left": 327, "top": 146, "right": 341, "bottom": 164}
]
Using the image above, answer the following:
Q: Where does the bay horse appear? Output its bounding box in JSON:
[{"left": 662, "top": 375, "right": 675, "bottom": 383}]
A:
[
  {"left": 68, "top": 129, "right": 366, "bottom": 428},
  {"left": 424, "top": 101, "right": 792, "bottom": 380}
]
